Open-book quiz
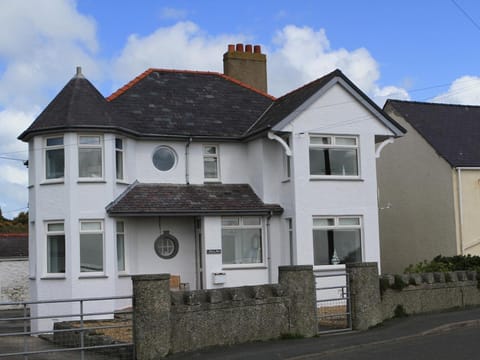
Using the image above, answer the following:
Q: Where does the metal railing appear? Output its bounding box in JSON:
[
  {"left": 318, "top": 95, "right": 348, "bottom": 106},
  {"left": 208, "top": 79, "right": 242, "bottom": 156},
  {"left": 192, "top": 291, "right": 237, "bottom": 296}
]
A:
[
  {"left": 0, "top": 295, "right": 133, "bottom": 359},
  {"left": 315, "top": 271, "right": 352, "bottom": 334}
]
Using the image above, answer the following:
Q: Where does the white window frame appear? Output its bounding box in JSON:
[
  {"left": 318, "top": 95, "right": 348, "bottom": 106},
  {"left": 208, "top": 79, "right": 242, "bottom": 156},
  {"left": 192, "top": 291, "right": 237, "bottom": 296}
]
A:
[
  {"left": 312, "top": 215, "right": 363, "bottom": 266},
  {"left": 309, "top": 134, "right": 360, "bottom": 179},
  {"left": 78, "top": 135, "right": 104, "bottom": 180},
  {"left": 116, "top": 220, "right": 127, "bottom": 273},
  {"left": 79, "top": 220, "right": 105, "bottom": 275},
  {"left": 203, "top": 145, "right": 220, "bottom": 182},
  {"left": 221, "top": 216, "right": 264, "bottom": 268},
  {"left": 45, "top": 221, "right": 66, "bottom": 276},
  {"left": 45, "top": 136, "right": 65, "bottom": 181},
  {"left": 115, "top": 138, "right": 124, "bottom": 181}
]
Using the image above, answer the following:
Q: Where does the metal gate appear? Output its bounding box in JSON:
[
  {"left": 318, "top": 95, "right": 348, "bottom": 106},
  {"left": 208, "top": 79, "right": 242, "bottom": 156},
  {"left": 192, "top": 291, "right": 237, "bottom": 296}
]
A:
[
  {"left": 314, "top": 269, "right": 352, "bottom": 334},
  {"left": 0, "top": 296, "right": 133, "bottom": 359}
]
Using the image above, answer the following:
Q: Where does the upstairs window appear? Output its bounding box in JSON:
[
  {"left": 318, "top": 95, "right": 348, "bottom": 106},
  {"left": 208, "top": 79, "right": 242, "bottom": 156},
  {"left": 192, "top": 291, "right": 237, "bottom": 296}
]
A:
[
  {"left": 222, "top": 216, "right": 263, "bottom": 265},
  {"left": 309, "top": 135, "right": 359, "bottom": 177},
  {"left": 78, "top": 135, "right": 103, "bottom": 179},
  {"left": 115, "top": 138, "right": 124, "bottom": 180},
  {"left": 312, "top": 216, "right": 362, "bottom": 265},
  {"left": 45, "top": 137, "right": 64, "bottom": 180},
  {"left": 203, "top": 145, "right": 220, "bottom": 181}
]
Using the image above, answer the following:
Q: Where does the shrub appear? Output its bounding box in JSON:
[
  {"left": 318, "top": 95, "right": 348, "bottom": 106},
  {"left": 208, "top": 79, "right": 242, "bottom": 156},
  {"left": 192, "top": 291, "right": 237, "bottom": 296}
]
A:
[{"left": 404, "top": 254, "right": 480, "bottom": 274}]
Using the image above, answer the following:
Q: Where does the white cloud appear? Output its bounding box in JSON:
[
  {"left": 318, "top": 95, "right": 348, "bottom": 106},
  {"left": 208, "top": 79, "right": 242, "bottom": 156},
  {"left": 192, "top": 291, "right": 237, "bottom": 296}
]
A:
[
  {"left": 111, "top": 21, "right": 243, "bottom": 87},
  {"left": 1, "top": 164, "right": 27, "bottom": 186},
  {"left": 431, "top": 76, "right": 480, "bottom": 105},
  {"left": 160, "top": 7, "right": 188, "bottom": 20}
]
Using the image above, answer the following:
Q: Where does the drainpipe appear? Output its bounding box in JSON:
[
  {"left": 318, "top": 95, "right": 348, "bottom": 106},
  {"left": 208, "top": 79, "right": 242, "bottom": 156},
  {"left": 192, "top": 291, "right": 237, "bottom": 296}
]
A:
[
  {"left": 375, "top": 137, "right": 394, "bottom": 158},
  {"left": 185, "top": 137, "right": 192, "bottom": 184},
  {"left": 267, "top": 131, "right": 292, "bottom": 156},
  {"left": 266, "top": 211, "right": 273, "bottom": 284}
]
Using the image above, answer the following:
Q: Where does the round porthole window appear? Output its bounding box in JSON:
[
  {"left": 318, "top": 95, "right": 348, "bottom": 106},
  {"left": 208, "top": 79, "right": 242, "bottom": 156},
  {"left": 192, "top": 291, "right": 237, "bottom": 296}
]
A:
[
  {"left": 152, "top": 146, "right": 176, "bottom": 171},
  {"left": 154, "top": 231, "right": 179, "bottom": 259}
]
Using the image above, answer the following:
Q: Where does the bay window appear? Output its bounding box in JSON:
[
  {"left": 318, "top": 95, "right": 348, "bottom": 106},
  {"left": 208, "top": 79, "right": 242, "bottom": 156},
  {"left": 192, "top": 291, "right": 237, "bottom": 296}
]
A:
[
  {"left": 222, "top": 216, "right": 263, "bottom": 265},
  {"left": 46, "top": 222, "right": 65, "bottom": 274},
  {"left": 116, "top": 221, "right": 126, "bottom": 272},
  {"left": 78, "top": 135, "right": 103, "bottom": 178},
  {"left": 115, "top": 138, "right": 124, "bottom": 181},
  {"left": 312, "top": 216, "right": 362, "bottom": 265},
  {"left": 45, "top": 136, "right": 64, "bottom": 180},
  {"left": 80, "top": 220, "right": 104, "bottom": 273}
]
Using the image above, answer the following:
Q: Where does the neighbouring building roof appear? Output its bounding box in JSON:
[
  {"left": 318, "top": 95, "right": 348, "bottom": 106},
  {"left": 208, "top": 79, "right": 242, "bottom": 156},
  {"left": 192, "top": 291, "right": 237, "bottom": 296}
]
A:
[
  {"left": 106, "top": 182, "right": 283, "bottom": 216},
  {"left": 19, "top": 68, "right": 404, "bottom": 142},
  {"left": 0, "top": 233, "right": 28, "bottom": 258},
  {"left": 385, "top": 99, "right": 480, "bottom": 167}
]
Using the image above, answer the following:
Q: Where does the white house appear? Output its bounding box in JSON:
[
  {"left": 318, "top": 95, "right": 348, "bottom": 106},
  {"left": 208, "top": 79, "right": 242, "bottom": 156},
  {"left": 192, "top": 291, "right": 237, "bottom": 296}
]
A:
[{"left": 19, "top": 44, "right": 404, "bottom": 330}]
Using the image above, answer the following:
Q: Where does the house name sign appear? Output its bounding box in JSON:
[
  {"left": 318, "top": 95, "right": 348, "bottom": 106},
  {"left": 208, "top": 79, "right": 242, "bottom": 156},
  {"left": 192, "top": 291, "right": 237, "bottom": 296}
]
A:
[{"left": 206, "top": 249, "right": 222, "bottom": 255}]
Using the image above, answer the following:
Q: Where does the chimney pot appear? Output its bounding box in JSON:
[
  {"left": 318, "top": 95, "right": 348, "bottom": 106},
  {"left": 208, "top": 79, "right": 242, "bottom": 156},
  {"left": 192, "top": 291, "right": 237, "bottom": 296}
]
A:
[
  {"left": 228, "top": 44, "right": 235, "bottom": 52},
  {"left": 236, "top": 43, "right": 244, "bottom": 52},
  {"left": 245, "top": 44, "right": 253, "bottom": 53},
  {"left": 75, "top": 66, "right": 84, "bottom": 78},
  {"left": 254, "top": 45, "right": 261, "bottom": 54}
]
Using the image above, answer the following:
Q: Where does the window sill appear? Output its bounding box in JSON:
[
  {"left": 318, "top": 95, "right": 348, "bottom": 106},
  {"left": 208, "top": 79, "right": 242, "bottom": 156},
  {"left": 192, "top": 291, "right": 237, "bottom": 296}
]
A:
[
  {"left": 309, "top": 176, "right": 364, "bottom": 182},
  {"left": 222, "top": 265, "right": 267, "bottom": 270},
  {"left": 281, "top": 178, "right": 291, "bottom": 183},
  {"left": 40, "top": 275, "right": 66, "bottom": 280},
  {"left": 203, "top": 180, "right": 221, "bottom": 184},
  {"left": 78, "top": 274, "right": 108, "bottom": 279},
  {"left": 77, "top": 179, "right": 107, "bottom": 184},
  {"left": 118, "top": 272, "right": 131, "bottom": 278},
  {"left": 313, "top": 264, "right": 346, "bottom": 272},
  {"left": 116, "top": 180, "right": 130, "bottom": 185},
  {"left": 40, "top": 180, "right": 64, "bottom": 186}
]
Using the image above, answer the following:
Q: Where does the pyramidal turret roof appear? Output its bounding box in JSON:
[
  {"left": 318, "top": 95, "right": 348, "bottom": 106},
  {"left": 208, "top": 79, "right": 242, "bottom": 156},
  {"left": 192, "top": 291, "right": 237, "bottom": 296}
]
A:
[{"left": 18, "top": 67, "right": 115, "bottom": 141}]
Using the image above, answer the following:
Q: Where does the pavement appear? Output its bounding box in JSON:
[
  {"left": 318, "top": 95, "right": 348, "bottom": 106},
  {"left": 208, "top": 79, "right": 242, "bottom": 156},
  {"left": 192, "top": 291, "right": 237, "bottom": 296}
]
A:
[{"left": 167, "top": 307, "right": 480, "bottom": 359}]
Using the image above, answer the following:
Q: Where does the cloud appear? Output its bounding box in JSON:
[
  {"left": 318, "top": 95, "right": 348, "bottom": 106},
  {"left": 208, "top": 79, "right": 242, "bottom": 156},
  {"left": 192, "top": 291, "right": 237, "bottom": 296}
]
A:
[
  {"left": 431, "top": 76, "right": 480, "bottom": 105},
  {"left": 1, "top": 164, "right": 27, "bottom": 186},
  {"left": 160, "top": 7, "right": 188, "bottom": 20},
  {"left": 110, "top": 21, "right": 243, "bottom": 87}
]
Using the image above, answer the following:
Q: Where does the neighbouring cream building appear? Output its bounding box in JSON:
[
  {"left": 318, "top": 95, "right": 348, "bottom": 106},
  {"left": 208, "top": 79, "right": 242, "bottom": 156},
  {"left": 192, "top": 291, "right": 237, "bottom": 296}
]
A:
[
  {"left": 378, "top": 100, "right": 480, "bottom": 273},
  {"left": 20, "top": 44, "right": 404, "bottom": 330}
]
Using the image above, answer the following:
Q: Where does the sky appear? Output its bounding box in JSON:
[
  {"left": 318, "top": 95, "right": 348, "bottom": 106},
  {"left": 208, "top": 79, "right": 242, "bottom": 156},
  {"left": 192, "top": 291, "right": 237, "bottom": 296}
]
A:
[{"left": 1, "top": 0, "right": 480, "bottom": 219}]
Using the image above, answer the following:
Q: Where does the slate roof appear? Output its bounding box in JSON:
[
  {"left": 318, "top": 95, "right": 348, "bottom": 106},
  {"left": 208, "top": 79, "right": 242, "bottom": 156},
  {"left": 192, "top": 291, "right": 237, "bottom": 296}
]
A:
[
  {"left": 0, "top": 233, "right": 28, "bottom": 258},
  {"left": 19, "top": 68, "right": 403, "bottom": 142},
  {"left": 106, "top": 182, "right": 283, "bottom": 216},
  {"left": 385, "top": 100, "right": 480, "bottom": 167}
]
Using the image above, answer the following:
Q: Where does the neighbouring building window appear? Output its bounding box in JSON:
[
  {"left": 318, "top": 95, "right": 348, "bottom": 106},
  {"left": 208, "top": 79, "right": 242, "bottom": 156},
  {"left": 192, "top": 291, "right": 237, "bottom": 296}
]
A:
[
  {"left": 115, "top": 138, "right": 124, "bottom": 180},
  {"left": 312, "top": 216, "right": 362, "bottom": 265},
  {"left": 45, "top": 136, "right": 64, "bottom": 180},
  {"left": 309, "top": 135, "right": 359, "bottom": 177},
  {"left": 116, "top": 221, "right": 126, "bottom": 272},
  {"left": 46, "top": 222, "right": 65, "bottom": 273},
  {"left": 283, "top": 136, "right": 291, "bottom": 180},
  {"left": 78, "top": 135, "right": 103, "bottom": 178},
  {"left": 152, "top": 146, "right": 177, "bottom": 171},
  {"left": 222, "top": 216, "right": 263, "bottom": 265},
  {"left": 80, "top": 220, "right": 104, "bottom": 272},
  {"left": 203, "top": 145, "right": 220, "bottom": 181}
]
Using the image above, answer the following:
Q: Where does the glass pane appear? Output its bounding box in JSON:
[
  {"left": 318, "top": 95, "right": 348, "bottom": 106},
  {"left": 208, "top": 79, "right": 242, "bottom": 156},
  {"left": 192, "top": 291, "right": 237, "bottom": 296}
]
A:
[
  {"left": 46, "top": 137, "right": 63, "bottom": 147},
  {"left": 243, "top": 216, "right": 261, "bottom": 226},
  {"left": 338, "top": 217, "right": 360, "bottom": 226},
  {"left": 204, "top": 157, "right": 218, "bottom": 178},
  {"left": 222, "top": 217, "right": 239, "bottom": 226},
  {"left": 79, "top": 136, "right": 101, "bottom": 145},
  {"left": 152, "top": 147, "right": 176, "bottom": 171},
  {"left": 309, "top": 148, "right": 327, "bottom": 175},
  {"left": 79, "top": 148, "right": 102, "bottom": 178},
  {"left": 117, "top": 234, "right": 125, "bottom": 271},
  {"left": 81, "top": 221, "right": 102, "bottom": 231},
  {"left": 47, "top": 223, "right": 64, "bottom": 232},
  {"left": 204, "top": 146, "right": 217, "bottom": 155},
  {"left": 115, "top": 138, "right": 123, "bottom": 150},
  {"left": 336, "top": 137, "right": 357, "bottom": 146},
  {"left": 80, "top": 233, "right": 103, "bottom": 272},
  {"left": 313, "top": 229, "right": 361, "bottom": 265},
  {"left": 310, "top": 137, "right": 331, "bottom": 145},
  {"left": 46, "top": 148, "right": 64, "bottom": 179},
  {"left": 116, "top": 150, "right": 124, "bottom": 180},
  {"left": 329, "top": 149, "right": 358, "bottom": 176},
  {"left": 47, "top": 235, "right": 65, "bottom": 273},
  {"left": 222, "top": 228, "right": 262, "bottom": 264},
  {"left": 116, "top": 221, "right": 124, "bottom": 233},
  {"left": 313, "top": 218, "right": 334, "bottom": 227}
]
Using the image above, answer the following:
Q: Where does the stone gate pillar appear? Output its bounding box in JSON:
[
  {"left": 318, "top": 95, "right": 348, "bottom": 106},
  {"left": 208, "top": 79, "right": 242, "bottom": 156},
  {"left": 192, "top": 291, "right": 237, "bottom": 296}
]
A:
[{"left": 346, "top": 262, "right": 382, "bottom": 330}]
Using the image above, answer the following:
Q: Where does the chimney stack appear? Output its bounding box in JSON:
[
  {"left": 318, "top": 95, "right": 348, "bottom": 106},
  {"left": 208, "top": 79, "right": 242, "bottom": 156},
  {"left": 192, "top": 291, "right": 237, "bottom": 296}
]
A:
[{"left": 223, "top": 43, "right": 267, "bottom": 93}]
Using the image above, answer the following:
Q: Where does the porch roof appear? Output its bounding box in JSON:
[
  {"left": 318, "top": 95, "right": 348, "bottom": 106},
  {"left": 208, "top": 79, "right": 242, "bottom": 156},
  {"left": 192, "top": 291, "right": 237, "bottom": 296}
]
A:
[{"left": 106, "top": 182, "right": 283, "bottom": 216}]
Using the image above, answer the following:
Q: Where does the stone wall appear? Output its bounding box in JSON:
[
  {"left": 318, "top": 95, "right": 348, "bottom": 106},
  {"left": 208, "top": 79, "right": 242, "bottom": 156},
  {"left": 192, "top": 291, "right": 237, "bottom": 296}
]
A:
[
  {"left": 346, "top": 263, "right": 480, "bottom": 330},
  {"left": 0, "top": 258, "right": 29, "bottom": 306},
  {"left": 132, "top": 266, "right": 317, "bottom": 359}
]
